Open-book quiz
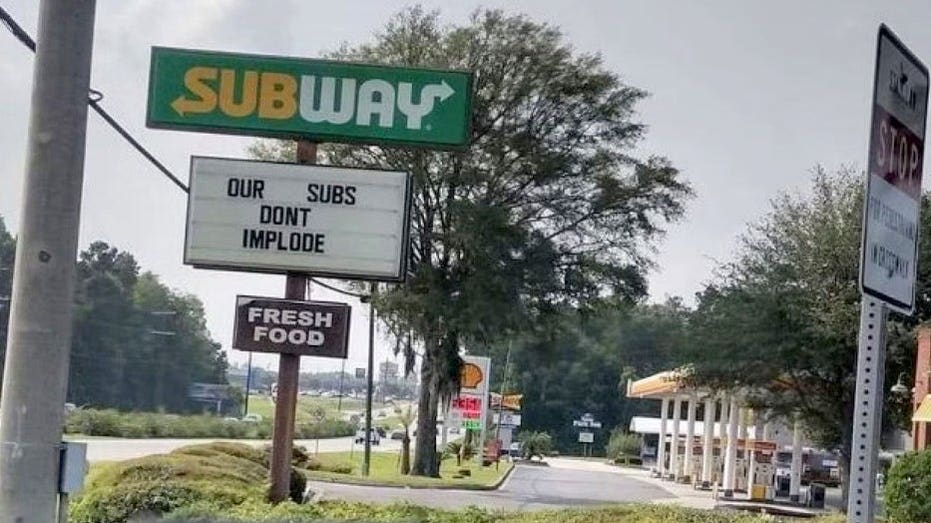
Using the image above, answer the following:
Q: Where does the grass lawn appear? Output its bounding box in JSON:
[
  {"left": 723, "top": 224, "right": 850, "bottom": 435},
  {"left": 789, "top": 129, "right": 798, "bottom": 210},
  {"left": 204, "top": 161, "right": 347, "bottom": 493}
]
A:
[
  {"left": 305, "top": 450, "right": 512, "bottom": 489},
  {"left": 246, "top": 394, "right": 409, "bottom": 429}
]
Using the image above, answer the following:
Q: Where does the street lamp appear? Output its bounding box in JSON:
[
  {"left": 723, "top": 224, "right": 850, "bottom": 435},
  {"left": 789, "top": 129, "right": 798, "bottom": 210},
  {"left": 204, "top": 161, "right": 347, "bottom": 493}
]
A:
[{"left": 890, "top": 372, "right": 910, "bottom": 397}]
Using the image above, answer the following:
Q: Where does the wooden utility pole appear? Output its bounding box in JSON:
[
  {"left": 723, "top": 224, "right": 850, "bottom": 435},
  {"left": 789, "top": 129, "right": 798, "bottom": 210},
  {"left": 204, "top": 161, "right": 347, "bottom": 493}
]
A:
[{"left": 268, "top": 141, "right": 316, "bottom": 502}]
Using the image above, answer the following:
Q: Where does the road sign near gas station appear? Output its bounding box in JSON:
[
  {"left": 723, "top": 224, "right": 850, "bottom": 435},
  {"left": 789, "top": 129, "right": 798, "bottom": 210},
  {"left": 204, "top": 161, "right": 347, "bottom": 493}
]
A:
[
  {"left": 147, "top": 47, "right": 473, "bottom": 148},
  {"left": 859, "top": 25, "right": 929, "bottom": 315}
]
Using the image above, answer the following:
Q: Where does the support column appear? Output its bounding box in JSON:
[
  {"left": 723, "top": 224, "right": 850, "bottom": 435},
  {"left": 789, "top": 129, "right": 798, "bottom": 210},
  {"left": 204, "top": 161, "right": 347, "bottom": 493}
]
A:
[
  {"left": 718, "top": 396, "right": 729, "bottom": 441},
  {"left": 684, "top": 395, "right": 697, "bottom": 482},
  {"left": 701, "top": 397, "right": 715, "bottom": 488},
  {"left": 722, "top": 396, "right": 739, "bottom": 497},
  {"left": 790, "top": 415, "right": 803, "bottom": 503},
  {"left": 670, "top": 396, "right": 682, "bottom": 480},
  {"left": 656, "top": 397, "right": 669, "bottom": 478},
  {"left": 737, "top": 407, "right": 748, "bottom": 493},
  {"left": 746, "top": 409, "right": 756, "bottom": 495},
  {"left": 717, "top": 396, "right": 729, "bottom": 486}
]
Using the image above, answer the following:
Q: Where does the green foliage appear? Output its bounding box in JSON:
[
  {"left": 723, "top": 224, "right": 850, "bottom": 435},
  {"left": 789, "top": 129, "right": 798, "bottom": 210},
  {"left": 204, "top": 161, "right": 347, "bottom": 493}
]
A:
[
  {"left": 477, "top": 300, "right": 685, "bottom": 452},
  {"left": 446, "top": 440, "right": 473, "bottom": 462},
  {"left": 606, "top": 429, "right": 642, "bottom": 462},
  {"left": 63, "top": 408, "right": 353, "bottom": 439},
  {"left": 0, "top": 217, "right": 14, "bottom": 381},
  {"left": 250, "top": 7, "right": 689, "bottom": 477},
  {"left": 167, "top": 500, "right": 842, "bottom": 522},
  {"left": 0, "top": 231, "right": 233, "bottom": 414},
  {"left": 684, "top": 168, "right": 921, "bottom": 463},
  {"left": 517, "top": 431, "right": 553, "bottom": 460},
  {"left": 885, "top": 450, "right": 931, "bottom": 523},
  {"left": 70, "top": 442, "right": 282, "bottom": 523}
]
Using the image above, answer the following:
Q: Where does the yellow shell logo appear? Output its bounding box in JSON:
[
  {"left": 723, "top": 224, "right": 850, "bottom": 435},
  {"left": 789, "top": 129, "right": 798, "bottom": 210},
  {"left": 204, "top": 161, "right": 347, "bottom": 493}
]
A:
[{"left": 461, "top": 362, "right": 483, "bottom": 389}]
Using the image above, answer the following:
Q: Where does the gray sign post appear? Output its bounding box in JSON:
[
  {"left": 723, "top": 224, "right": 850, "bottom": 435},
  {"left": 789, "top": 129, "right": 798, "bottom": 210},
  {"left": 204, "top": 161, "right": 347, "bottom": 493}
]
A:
[{"left": 849, "top": 25, "right": 928, "bottom": 523}]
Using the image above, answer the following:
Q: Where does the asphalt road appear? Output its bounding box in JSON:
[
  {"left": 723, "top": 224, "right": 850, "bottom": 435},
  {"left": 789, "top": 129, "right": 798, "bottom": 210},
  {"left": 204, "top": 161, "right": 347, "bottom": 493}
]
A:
[
  {"left": 308, "top": 459, "right": 673, "bottom": 510},
  {"left": 76, "top": 434, "right": 431, "bottom": 462}
]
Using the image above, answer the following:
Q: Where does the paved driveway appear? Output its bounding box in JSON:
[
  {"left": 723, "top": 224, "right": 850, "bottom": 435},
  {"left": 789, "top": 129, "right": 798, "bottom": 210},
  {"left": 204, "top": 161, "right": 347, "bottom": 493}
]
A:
[{"left": 309, "top": 459, "right": 673, "bottom": 510}]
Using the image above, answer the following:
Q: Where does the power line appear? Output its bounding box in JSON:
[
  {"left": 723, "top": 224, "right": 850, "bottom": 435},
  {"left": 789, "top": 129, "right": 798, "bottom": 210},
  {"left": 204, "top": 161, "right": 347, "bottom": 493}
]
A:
[{"left": 0, "top": 4, "right": 188, "bottom": 193}]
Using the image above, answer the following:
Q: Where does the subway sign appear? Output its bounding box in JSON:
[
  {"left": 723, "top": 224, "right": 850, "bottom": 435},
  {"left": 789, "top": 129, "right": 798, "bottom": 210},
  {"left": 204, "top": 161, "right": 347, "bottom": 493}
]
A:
[{"left": 147, "top": 47, "right": 473, "bottom": 148}]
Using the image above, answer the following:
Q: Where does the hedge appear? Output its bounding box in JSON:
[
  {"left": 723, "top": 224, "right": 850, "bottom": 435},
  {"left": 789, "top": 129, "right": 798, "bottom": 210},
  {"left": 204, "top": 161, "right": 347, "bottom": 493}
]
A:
[
  {"left": 64, "top": 408, "right": 355, "bottom": 439},
  {"left": 885, "top": 449, "right": 931, "bottom": 523},
  {"left": 70, "top": 442, "right": 304, "bottom": 523},
  {"left": 168, "top": 501, "right": 846, "bottom": 523}
]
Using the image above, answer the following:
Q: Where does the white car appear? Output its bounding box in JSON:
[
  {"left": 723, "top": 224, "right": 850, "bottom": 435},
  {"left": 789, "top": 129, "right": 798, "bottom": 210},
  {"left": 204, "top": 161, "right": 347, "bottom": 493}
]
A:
[{"left": 354, "top": 428, "right": 381, "bottom": 445}]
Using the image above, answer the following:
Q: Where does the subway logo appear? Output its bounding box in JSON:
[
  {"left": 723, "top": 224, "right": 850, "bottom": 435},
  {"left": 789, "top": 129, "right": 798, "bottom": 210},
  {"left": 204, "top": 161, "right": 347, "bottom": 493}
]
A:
[{"left": 147, "top": 47, "right": 472, "bottom": 148}]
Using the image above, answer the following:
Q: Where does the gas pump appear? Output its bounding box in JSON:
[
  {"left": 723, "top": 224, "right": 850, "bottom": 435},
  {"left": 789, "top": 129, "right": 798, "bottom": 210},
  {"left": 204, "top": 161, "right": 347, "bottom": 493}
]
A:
[
  {"left": 750, "top": 453, "right": 776, "bottom": 501},
  {"left": 688, "top": 450, "right": 703, "bottom": 485},
  {"left": 711, "top": 454, "right": 723, "bottom": 486},
  {"left": 735, "top": 454, "right": 748, "bottom": 492}
]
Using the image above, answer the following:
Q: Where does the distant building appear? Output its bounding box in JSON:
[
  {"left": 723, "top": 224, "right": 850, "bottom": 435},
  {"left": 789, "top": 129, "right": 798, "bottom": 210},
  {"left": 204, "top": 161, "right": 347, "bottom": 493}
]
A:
[
  {"left": 379, "top": 361, "right": 399, "bottom": 381},
  {"left": 911, "top": 327, "right": 931, "bottom": 450}
]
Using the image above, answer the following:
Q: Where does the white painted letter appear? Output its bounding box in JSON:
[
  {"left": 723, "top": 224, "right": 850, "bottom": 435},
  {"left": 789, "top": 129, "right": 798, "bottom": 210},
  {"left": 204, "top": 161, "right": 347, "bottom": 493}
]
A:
[
  {"left": 300, "top": 76, "right": 355, "bottom": 124},
  {"left": 356, "top": 79, "right": 395, "bottom": 127}
]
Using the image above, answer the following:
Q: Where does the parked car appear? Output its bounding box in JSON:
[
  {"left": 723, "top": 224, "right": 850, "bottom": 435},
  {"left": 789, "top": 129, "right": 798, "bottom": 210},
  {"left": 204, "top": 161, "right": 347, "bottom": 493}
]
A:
[
  {"left": 242, "top": 413, "right": 263, "bottom": 423},
  {"left": 389, "top": 429, "right": 405, "bottom": 440},
  {"left": 354, "top": 428, "right": 381, "bottom": 445}
]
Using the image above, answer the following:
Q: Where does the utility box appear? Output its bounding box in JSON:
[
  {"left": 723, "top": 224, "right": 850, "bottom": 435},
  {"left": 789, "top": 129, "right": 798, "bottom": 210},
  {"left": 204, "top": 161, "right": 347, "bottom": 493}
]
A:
[
  {"left": 59, "top": 441, "right": 88, "bottom": 494},
  {"left": 808, "top": 483, "right": 826, "bottom": 509}
]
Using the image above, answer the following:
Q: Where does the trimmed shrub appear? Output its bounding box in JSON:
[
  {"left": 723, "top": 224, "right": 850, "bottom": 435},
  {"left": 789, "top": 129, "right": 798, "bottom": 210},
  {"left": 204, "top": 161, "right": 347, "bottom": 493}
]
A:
[
  {"left": 606, "top": 429, "right": 642, "bottom": 459},
  {"left": 516, "top": 430, "right": 553, "bottom": 460},
  {"left": 70, "top": 442, "right": 305, "bottom": 523},
  {"left": 64, "top": 408, "right": 354, "bottom": 439},
  {"left": 165, "top": 500, "right": 844, "bottom": 523},
  {"left": 885, "top": 449, "right": 931, "bottom": 523}
]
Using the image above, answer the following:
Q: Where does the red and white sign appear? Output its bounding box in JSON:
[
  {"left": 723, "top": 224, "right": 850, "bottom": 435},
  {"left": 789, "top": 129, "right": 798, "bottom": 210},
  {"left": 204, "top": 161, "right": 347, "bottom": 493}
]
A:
[
  {"left": 860, "top": 26, "right": 929, "bottom": 315},
  {"left": 448, "top": 355, "right": 491, "bottom": 432}
]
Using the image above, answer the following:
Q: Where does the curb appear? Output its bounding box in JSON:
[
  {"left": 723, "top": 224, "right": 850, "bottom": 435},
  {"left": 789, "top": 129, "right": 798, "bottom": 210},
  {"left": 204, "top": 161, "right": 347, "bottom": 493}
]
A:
[{"left": 304, "top": 462, "right": 516, "bottom": 491}]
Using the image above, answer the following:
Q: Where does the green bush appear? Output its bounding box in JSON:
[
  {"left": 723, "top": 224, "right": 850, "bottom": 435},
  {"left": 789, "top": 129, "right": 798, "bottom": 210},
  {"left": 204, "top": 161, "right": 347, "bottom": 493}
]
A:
[
  {"left": 64, "top": 408, "right": 354, "bottom": 439},
  {"left": 70, "top": 442, "right": 305, "bottom": 523},
  {"left": 166, "top": 500, "right": 844, "bottom": 523},
  {"left": 885, "top": 449, "right": 931, "bottom": 523},
  {"left": 606, "top": 429, "right": 642, "bottom": 462},
  {"left": 517, "top": 430, "right": 553, "bottom": 460}
]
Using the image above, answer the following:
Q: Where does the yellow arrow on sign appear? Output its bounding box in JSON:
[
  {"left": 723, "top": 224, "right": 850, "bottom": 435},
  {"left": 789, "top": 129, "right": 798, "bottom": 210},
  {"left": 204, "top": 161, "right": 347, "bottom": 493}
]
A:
[
  {"left": 171, "top": 95, "right": 214, "bottom": 116},
  {"left": 171, "top": 66, "right": 219, "bottom": 116}
]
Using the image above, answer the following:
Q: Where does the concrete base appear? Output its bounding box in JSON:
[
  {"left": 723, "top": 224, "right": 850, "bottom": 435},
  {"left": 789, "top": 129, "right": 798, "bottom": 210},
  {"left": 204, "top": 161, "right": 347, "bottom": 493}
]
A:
[
  {"left": 699, "top": 481, "right": 712, "bottom": 490},
  {"left": 723, "top": 489, "right": 734, "bottom": 498}
]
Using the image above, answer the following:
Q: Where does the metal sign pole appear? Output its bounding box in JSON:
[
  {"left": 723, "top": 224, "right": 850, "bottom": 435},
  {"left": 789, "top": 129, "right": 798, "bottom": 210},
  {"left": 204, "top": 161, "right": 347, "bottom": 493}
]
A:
[
  {"left": 850, "top": 26, "right": 928, "bottom": 522},
  {"left": 846, "top": 299, "right": 888, "bottom": 523},
  {"left": 268, "top": 141, "right": 316, "bottom": 503},
  {"left": 362, "top": 282, "right": 376, "bottom": 476}
]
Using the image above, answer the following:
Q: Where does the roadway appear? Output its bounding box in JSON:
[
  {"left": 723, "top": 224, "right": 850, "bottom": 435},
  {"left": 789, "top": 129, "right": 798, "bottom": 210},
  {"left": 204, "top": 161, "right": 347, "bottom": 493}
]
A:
[
  {"left": 307, "top": 458, "right": 673, "bottom": 510},
  {"left": 76, "top": 434, "right": 421, "bottom": 462}
]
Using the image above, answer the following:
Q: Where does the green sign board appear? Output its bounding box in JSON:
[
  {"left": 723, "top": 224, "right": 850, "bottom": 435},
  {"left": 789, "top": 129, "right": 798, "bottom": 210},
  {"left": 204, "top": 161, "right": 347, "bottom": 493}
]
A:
[{"left": 146, "top": 47, "right": 473, "bottom": 148}]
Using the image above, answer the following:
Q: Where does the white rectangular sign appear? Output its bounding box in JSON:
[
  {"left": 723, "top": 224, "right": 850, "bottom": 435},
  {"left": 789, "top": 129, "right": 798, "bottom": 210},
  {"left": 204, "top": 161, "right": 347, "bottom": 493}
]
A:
[
  {"left": 860, "top": 26, "right": 929, "bottom": 314},
  {"left": 493, "top": 412, "right": 522, "bottom": 426},
  {"left": 185, "top": 157, "right": 411, "bottom": 280},
  {"left": 578, "top": 431, "right": 594, "bottom": 444}
]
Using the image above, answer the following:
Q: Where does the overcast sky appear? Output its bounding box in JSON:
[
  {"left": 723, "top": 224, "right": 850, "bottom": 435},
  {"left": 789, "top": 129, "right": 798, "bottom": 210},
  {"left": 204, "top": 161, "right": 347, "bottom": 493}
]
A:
[{"left": 2, "top": 0, "right": 931, "bottom": 373}]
